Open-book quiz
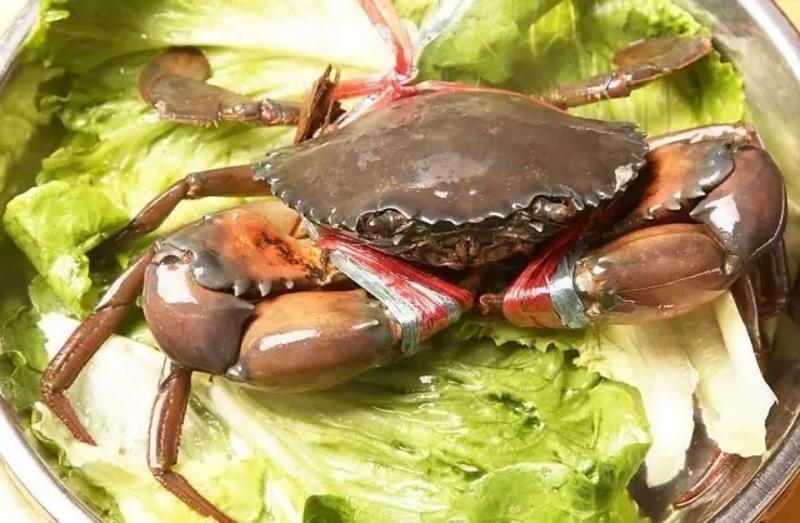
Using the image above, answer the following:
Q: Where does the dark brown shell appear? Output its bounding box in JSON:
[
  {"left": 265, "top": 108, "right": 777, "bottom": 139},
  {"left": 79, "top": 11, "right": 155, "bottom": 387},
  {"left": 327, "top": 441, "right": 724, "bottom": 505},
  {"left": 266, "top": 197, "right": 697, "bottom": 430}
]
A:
[{"left": 258, "top": 90, "right": 648, "bottom": 267}]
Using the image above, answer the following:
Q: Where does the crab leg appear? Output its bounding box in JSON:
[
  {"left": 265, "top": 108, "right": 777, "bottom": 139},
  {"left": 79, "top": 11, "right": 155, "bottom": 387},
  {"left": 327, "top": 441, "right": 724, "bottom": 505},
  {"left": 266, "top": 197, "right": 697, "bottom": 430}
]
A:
[
  {"left": 731, "top": 273, "right": 764, "bottom": 354},
  {"left": 543, "top": 36, "right": 713, "bottom": 109},
  {"left": 40, "top": 248, "right": 155, "bottom": 444},
  {"left": 331, "top": 0, "right": 418, "bottom": 106},
  {"left": 672, "top": 450, "right": 743, "bottom": 508},
  {"left": 756, "top": 240, "right": 790, "bottom": 319},
  {"left": 140, "top": 47, "right": 303, "bottom": 127},
  {"left": 792, "top": 272, "right": 800, "bottom": 325},
  {"left": 92, "top": 163, "right": 269, "bottom": 258},
  {"left": 147, "top": 362, "right": 234, "bottom": 523},
  {"left": 358, "top": 0, "right": 415, "bottom": 78}
]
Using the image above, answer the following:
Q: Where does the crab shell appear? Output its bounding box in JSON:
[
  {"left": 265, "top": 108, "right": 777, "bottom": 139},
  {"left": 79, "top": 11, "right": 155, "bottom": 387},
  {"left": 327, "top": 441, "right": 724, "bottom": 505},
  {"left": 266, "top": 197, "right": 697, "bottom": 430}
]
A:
[{"left": 257, "top": 91, "right": 648, "bottom": 269}]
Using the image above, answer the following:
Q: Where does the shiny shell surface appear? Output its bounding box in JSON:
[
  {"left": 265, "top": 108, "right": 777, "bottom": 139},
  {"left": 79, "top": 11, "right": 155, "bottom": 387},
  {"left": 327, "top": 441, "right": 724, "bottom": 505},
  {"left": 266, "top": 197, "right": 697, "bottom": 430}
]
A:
[
  {"left": 258, "top": 90, "right": 648, "bottom": 268},
  {"left": 261, "top": 90, "right": 646, "bottom": 225}
]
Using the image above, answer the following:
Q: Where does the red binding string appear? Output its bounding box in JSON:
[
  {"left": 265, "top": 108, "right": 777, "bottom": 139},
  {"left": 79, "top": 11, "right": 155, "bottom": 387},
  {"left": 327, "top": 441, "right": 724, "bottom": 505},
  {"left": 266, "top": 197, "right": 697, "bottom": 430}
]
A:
[
  {"left": 502, "top": 202, "right": 621, "bottom": 326},
  {"left": 358, "top": 0, "right": 415, "bottom": 78},
  {"left": 319, "top": 232, "right": 473, "bottom": 340},
  {"left": 502, "top": 226, "right": 586, "bottom": 326}
]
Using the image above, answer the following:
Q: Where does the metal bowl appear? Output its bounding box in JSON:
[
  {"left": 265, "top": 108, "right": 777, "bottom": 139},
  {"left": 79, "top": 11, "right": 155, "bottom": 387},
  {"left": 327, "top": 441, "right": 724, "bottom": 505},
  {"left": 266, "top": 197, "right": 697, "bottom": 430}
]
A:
[{"left": 0, "top": 1, "right": 798, "bottom": 521}]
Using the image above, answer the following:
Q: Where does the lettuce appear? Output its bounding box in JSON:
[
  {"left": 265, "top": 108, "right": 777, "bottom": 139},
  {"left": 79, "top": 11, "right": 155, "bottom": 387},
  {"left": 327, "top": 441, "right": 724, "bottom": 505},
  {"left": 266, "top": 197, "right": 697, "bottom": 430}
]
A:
[
  {"left": 0, "top": 64, "right": 61, "bottom": 246},
  {"left": 0, "top": 307, "right": 48, "bottom": 413},
  {"left": 470, "top": 292, "right": 776, "bottom": 488},
  {"left": 35, "top": 313, "right": 649, "bottom": 522},
  {"left": 4, "top": 0, "right": 392, "bottom": 314},
  {"left": 685, "top": 294, "right": 776, "bottom": 456},
  {"left": 577, "top": 323, "right": 700, "bottom": 486},
  {"left": 487, "top": 295, "right": 775, "bottom": 488},
  {"left": 413, "top": 0, "right": 744, "bottom": 135}
]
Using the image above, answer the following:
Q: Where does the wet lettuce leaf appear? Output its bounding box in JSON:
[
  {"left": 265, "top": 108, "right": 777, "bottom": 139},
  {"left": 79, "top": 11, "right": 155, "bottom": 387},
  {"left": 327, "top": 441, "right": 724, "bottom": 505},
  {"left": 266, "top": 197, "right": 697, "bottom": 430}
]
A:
[
  {"left": 411, "top": 0, "right": 745, "bottom": 135},
  {"left": 36, "top": 313, "right": 649, "bottom": 522},
  {"left": 0, "top": 64, "right": 61, "bottom": 243},
  {"left": 0, "top": 306, "right": 47, "bottom": 412},
  {"left": 468, "top": 292, "right": 775, "bottom": 488}
]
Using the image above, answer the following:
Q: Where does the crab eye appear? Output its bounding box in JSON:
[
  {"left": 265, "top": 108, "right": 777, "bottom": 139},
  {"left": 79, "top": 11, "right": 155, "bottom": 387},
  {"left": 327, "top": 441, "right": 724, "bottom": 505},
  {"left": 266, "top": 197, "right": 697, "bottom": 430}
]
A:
[
  {"left": 362, "top": 211, "right": 406, "bottom": 236},
  {"left": 534, "top": 198, "right": 577, "bottom": 223}
]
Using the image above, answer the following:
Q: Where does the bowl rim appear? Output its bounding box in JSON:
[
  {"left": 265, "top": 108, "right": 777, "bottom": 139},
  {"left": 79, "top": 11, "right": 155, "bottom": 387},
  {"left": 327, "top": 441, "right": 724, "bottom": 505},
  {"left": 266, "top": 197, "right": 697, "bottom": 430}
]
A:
[
  {"left": 706, "top": 1, "right": 800, "bottom": 518},
  {"left": 0, "top": 1, "right": 798, "bottom": 522}
]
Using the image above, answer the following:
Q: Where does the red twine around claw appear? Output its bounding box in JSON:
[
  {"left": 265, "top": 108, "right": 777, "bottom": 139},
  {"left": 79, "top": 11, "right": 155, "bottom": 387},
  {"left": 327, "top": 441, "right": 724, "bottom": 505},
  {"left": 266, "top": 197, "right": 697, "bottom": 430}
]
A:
[{"left": 319, "top": 230, "right": 473, "bottom": 349}]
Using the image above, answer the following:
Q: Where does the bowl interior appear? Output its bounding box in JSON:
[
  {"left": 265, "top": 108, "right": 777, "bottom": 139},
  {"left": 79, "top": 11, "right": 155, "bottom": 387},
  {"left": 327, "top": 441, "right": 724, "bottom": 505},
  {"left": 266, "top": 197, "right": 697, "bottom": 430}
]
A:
[
  {"left": 628, "top": 1, "right": 800, "bottom": 521},
  {"left": 0, "top": 1, "right": 799, "bottom": 522}
]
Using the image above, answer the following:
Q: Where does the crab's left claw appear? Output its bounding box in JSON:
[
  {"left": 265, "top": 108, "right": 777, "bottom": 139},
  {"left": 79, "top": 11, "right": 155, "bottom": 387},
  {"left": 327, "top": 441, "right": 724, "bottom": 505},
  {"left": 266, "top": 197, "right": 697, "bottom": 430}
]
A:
[
  {"left": 574, "top": 142, "right": 785, "bottom": 326},
  {"left": 139, "top": 47, "right": 301, "bottom": 127},
  {"left": 486, "top": 126, "right": 788, "bottom": 328}
]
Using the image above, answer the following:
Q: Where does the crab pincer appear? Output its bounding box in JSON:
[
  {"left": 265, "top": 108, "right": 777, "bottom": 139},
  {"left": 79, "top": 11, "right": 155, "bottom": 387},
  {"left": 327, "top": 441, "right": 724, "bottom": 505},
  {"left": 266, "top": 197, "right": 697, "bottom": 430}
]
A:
[{"left": 489, "top": 125, "right": 787, "bottom": 333}]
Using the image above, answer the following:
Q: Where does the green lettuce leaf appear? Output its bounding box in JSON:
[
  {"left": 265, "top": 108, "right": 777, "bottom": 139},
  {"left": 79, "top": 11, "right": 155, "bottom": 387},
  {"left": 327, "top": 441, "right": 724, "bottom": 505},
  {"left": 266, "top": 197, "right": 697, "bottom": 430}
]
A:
[
  {"left": 414, "top": 0, "right": 744, "bottom": 135},
  {"left": 36, "top": 313, "right": 649, "bottom": 522},
  {"left": 577, "top": 323, "right": 701, "bottom": 486},
  {"left": 3, "top": 0, "right": 392, "bottom": 313},
  {"left": 303, "top": 496, "right": 356, "bottom": 523},
  {"left": 466, "top": 292, "right": 776, "bottom": 488},
  {"left": 0, "top": 64, "right": 61, "bottom": 244},
  {"left": 0, "top": 306, "right": 47, "bottom": 412}
]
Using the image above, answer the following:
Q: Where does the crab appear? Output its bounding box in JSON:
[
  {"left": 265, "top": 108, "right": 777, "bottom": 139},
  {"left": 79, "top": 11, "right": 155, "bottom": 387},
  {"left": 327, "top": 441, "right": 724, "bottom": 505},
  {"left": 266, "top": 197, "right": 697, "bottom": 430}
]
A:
[{"left": 40, "top": 1, "right": 789, "bottom": 521}]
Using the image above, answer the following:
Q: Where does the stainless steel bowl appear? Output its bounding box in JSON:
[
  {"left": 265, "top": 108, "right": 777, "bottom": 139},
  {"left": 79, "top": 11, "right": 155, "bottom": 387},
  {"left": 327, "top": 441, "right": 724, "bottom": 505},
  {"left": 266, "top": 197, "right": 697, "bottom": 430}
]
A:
[{"left": 0, "top": 1, "right": 798, "bottom": 521}]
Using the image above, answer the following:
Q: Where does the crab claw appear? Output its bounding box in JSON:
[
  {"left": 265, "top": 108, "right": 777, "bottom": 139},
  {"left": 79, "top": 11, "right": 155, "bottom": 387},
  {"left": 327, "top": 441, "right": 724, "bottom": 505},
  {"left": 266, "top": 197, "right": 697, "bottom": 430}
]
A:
[
  {"left": 573, "top": 223, "right": 732, "bottom": 324},
  {"left": 574, "top": 145, "right": 786, "bottom": 325},
  {"left": 488, "top": 129, "right": 787, "bottom": 328},
  {"left": 142, "top": 203, "right": 338, "bottom": 374},
  {"left": 227, "top": 290, "right": 401, "bottom": 391},
  {"left": 689, "top": 146, "right": 787, "bottom": 275}
]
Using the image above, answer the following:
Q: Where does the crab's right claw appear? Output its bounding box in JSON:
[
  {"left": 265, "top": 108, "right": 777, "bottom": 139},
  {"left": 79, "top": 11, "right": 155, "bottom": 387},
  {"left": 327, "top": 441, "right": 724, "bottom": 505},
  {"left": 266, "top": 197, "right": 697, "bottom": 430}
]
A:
[
  {"left": 139, "top": 47, "right": 300, "bottom": 127},
  {"left": 544, "top": 36, "right": 713, "bottom": 109}
]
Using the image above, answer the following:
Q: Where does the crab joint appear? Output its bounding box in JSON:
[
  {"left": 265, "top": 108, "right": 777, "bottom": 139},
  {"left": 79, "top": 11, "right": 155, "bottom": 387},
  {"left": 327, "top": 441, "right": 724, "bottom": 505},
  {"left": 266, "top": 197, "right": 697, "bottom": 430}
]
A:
[
  {"left": 491, "top": 222, "right": 739, "bottom": 328},
  {"left": 548, "top": 251, "right": 591, "bottom": 329},
  {"left": 319, "top": 230, "right": 473, "bottom": 354},
  {"left": 485, "top": 248, "right": 590, "bottom": 330}
]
